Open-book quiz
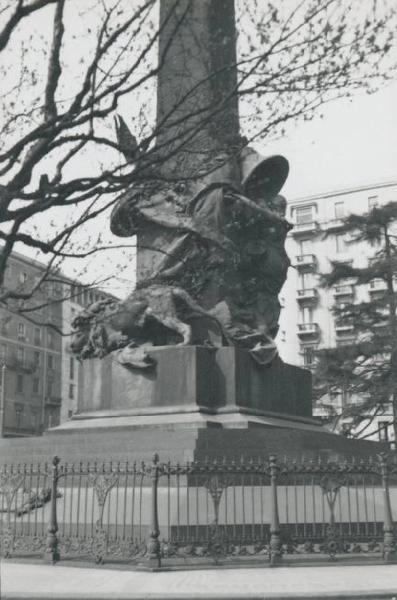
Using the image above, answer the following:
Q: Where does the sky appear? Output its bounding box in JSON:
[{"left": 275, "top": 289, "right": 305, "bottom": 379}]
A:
[
  {"left": 262, "top": 79, "right": 397, "bottom": 200},
  {"left": 2, "top": 0, "right": 397, "bottom": 298}
]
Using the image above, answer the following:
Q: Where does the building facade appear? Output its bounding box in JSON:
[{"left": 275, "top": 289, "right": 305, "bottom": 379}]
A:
[
  {"left": 277, "top": 180, "right": 397, "bottom": 445},
  {"left": 59, "top": 282, "right": 112, "bottom": 423},
  {"left": 0, "top": 251, "right": 115, "bottom": 437},
  {"left": 0, "top": 252, "right": 63, "bottom": 436}
]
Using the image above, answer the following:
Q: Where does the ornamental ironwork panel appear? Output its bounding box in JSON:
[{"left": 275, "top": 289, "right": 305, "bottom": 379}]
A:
[{"left": 0, "top": 454, "right": 396, "bottom": 566}]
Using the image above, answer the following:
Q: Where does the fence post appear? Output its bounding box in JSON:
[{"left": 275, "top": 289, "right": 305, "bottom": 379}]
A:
[
  {"left": 145, "top": 453, "right": 161, "bottom": 568},
  {"left": 379, "top": 453, "right": 396, "bottom": 563},
  {"left": 269, "top": 454, "right": 282, "bottom": 566},
  {"left": 43, "top": 456, "right": 60, "bottom": 564}
]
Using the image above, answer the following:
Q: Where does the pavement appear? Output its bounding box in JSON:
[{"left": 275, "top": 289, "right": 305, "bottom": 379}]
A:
[{"left": 1, "top": 561, "right": 397, "bottom": 600}]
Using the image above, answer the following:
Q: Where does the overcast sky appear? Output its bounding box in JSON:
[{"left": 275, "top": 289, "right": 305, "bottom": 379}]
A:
[
  {"left": 263, "top": 79, "right": 397, "bottom": 200},
  {"left": 3, "top": 1, "right": 397, "bottom": 296}
]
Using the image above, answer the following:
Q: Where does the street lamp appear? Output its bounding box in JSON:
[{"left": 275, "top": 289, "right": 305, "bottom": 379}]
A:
[{"left": 0, "top": 362, "right": 6, "bottom": 437}]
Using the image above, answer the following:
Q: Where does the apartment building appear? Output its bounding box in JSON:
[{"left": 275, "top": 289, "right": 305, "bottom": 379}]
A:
[
  {"left": 0, "top": 252, "right": 63, "bottom": 436},
  {"left": 60, "top": 282, "right": 113, "bottom": 422},
  {"left": 277, "top": 181, "right": 397, "bottom": 445},
  {"left": 0, "top": 251, "right": 115, "bottom": 437}
]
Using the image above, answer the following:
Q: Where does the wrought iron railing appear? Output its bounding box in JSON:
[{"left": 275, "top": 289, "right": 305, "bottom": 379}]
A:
[{"left": 0, "top": 454, "right": 396, "bottom": 568}]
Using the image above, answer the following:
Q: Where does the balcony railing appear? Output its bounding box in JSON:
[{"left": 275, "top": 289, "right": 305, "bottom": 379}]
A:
[
  {"left": 334, "top": 284, "right": 355, "bottom": 298},
  {"left": 297, "top": 323, "right": 320, "bottom": 338},
  {"left": 291, "top": 221, "right": 320, "bottom": 236},
  {"left": 335, "top": 322, "right": 355, "bottom": 335},
  {"left": 44, "top": 396, "right": 62, "bottom": 406},
  {"left": 296, "top": 288, "right": 319, "bottom": 303},
  {"left": 292, "top": 254, "right": 317, "bottom": 270},
  {"left": 331, "top": 257, "right": 353, "bottom": 266},
  {"left": 324, "top": 218, "right": 345, "bottom": 231},
  {"left": 369, "top": 280, "right": 387, "bottom": 293},
  {"left": 4, "top": 356, "right": 37, "bottom": 373}
]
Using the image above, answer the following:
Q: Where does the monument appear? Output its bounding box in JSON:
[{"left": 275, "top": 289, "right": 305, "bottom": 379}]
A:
[{"left": 0, "top": 0, "right": 387, "bottom": 463}]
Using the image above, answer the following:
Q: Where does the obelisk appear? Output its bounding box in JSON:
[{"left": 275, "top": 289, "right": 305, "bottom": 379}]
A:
[
  {"left": 155, "top": 0, "right": 241, "bottom": 181},
  {"left": 111, "top": 0, "right": 243, "bottom": 281}
]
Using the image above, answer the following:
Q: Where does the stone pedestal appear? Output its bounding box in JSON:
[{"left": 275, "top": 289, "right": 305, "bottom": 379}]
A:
[
  {"left": 74, "top": 346, "right": 312, "bottom": 420},
  {"left": 0, "top": 346, "right": 389, "bottom": 465}
]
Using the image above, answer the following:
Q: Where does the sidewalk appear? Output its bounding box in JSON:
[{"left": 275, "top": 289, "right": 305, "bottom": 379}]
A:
[{"left": 1, "top": 561, "right": 397, "bottom": 600}]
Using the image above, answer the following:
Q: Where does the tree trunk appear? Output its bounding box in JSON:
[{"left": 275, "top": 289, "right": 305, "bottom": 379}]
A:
[{"left": 384, "top": 226, "right": 397, "bottom": 443}]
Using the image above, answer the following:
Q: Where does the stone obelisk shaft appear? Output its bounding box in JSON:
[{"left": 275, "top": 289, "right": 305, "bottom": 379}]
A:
[
  {"left": 156, "top": 0, "right": 240, "bottom": 182},
  {"left": 134, "top": 0, "right": 242, "bottom": 281}
]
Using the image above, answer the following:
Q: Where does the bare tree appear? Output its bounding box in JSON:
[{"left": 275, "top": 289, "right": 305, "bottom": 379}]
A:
[{"left": 0, "top": 0, "right": 395, "bottom": 317}]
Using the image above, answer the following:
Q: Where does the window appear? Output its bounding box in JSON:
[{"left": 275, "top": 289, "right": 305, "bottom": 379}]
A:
[
  {"left": 34, "top": 327, "right": 41, "bottom": 345},
  {"left": 47, "top": 354, "right": 54, "bottom": 370},
  {"left": 54, "top": 282, "right": 62, "bottom": 297},
  {"left": 14, "top": 403, "right": 23, "bottom": 428},
  {"left": 302, "top": 346, "right": 316, "bottom": 367},
  {"left": 47, "top": 329, "right": 54, "bottom": 349},
  {"left": 299, "top": 272, "right": 314, "bottom": 289},
  {"left": 378, "top": 421, "right": 389, "bottom": 441},
  {"left": 0, "top": 316, "right": 9, "bottom": 335},
  {"left": 17, "top": 322, "right": 25, "bottom": 338},
  {"left": 46, "top": 379, "right": 53, "bottom": 397},
  {"left": 300, "top": 239, "right": 312, "bottom": 254},
  {"left": 301, "top": 306, "right": 314, "bottom": 323},
  {"left": 16, "top": 374, "right": 24, "bottom": 393},
  {"left": 0, "top": 343, "right": 6, "bottom": 361},
  {"left": 368, "top": 195, "right": 378, "bottom": 209},
  {"left": 33, "top": 350, "right": 40, "bottom": 366},
  {"left": 19, "top": 271, "right": 27, "bottom": 284},
  {"left": 5, "top": 265, "right": 12, "bottom": 281},
  {"left": 32, "top": 378, "right": 40, "bottom": 394},
  {"left": 30, "top": 407, "right": 40, "bottom": 431},
  {"left": 334, "top": 201, "right": 345, "bottom": 218},
  {"left": 17, "top": 347, "right": 24, "bottom": 365},
  {"left": 69, "top": 383, "right": 75, "bottom": 399},
  {"left": 335, "top": 234, "right": 346, "bottom": 253},
  {"left": 341, "top": 389, "right": 352, "bottom": 406},
  {"left": 295, "top": 205, "right": 315, "bottom": 224},
  {"left": 69, "top": 357, "right": 75, "bottom": 380}
]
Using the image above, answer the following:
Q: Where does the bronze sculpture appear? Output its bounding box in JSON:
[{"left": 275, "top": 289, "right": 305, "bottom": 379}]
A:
[{"left": 71, "top": 146, "right": 292, "bottom": 368}]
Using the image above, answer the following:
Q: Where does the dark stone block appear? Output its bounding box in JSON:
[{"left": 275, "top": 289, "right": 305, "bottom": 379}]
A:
[
  {"left": 214, "top": 350, "right": 312, "bottom": 417},
  {"left": 78, "top": 346, "right": 216, "bottom": 414},
  {"left": 76, "top": 346, "right": 312, "bottom": 420}
]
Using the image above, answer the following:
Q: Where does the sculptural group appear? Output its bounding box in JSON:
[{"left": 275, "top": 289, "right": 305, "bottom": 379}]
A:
[{"left": 71, "top": 144, "right": 293, "bottom": 369}]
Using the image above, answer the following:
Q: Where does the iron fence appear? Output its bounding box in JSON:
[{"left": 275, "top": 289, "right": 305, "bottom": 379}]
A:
[{"left": 0, "top": 453, "right": 396, "bottom": 568}]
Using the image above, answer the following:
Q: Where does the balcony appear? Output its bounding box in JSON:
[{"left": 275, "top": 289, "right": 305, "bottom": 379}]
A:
[
  {"left": 292, "top": 254, "right": 317, "bottom": 271},
  {"left": 297, "top": 323, "right": 320, "bottom": 339},
  {"left": 291, "top": 221, "right": 320, "bottom": 237},
  {"left": 331, "top": 256, "right": 353, "bottom": 266},
  {"left": 335, "top": 323, "right": 355, "bottom": 336},
  {"left": 296, "top": 288, "right": 319, "bottom": 304},
  {"left": 369, "top": 279, "right": 387, "bottom": 298},
  {"left": 45, "top": 396, "right": 62, "bottom": 406},
  {"left": 373, "top": 320, "right": 388, "bottom": 332},
  {"left": 5, "top": 356, "right": 37, "bottom": 373},
  {"left": 324, "top": 218, "right": 345, "bottom": 231},
  {"left": 333, "top": 284, "right": 355, "bottom": 299}
]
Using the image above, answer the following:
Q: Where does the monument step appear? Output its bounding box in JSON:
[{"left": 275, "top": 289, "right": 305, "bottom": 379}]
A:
[{"left": 0, "top": 417, "right": 389, "bottom": 465}]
